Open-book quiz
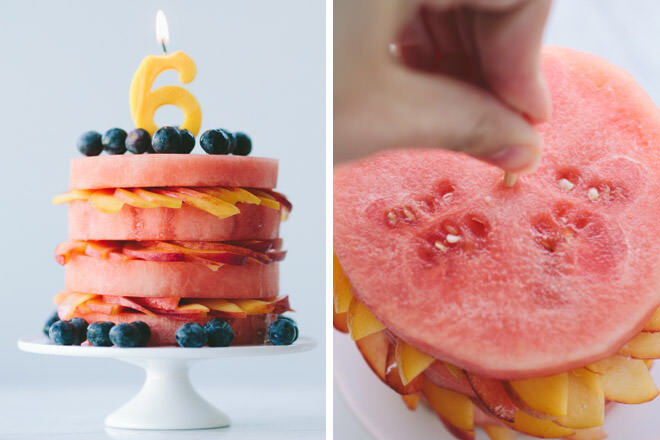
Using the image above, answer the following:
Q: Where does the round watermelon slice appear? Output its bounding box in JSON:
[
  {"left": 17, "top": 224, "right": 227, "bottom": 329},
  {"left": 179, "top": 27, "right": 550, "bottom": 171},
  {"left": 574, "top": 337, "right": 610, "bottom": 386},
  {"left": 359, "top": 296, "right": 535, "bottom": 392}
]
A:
[
  {"left": 69, "top": 201, "right": 281, "bottom": 241},
  {"left": 69, "top": 311, "right": 276, "bottom": 346},
  {"left": 69, "top": 154, "right": 278, "bottom": 190},
  {"left": 65, "top": 256, "right": 279, "bottom": 298},
  {"left": 334, "top": 46, "right": 660, "bottom": 379}
]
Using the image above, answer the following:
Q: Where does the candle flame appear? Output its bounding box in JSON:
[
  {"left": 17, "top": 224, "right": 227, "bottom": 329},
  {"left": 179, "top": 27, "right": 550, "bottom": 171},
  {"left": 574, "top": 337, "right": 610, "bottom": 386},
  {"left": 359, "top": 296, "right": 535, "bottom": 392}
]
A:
[{"left": 156, "top": 10, "right": 170, "bottom": 49}]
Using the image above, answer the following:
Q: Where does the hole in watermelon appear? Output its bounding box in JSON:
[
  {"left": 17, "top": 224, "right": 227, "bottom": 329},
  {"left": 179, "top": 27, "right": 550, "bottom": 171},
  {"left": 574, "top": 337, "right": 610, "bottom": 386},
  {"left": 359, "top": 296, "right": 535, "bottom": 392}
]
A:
[
  {"left": 556, "top": 167, "right": 582, "bottom": 188},
  {"left": 466, "top": 215, "right": 489, "bottom": 239},
  {"left": 587, "top": 179, "right": 630, "bottom": 204},
  {"left": 532, "top": 214, "right": 561, "bottom": 253},
  {"left": 416, "top": 180, "right": 456, "bottom": 214}
]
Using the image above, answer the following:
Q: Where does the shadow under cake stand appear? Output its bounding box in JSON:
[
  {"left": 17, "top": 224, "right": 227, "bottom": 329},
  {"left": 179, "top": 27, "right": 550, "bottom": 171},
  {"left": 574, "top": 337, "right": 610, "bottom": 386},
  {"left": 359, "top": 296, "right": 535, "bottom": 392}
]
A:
[{"left": 18, "top": 335, "right": 315, "bottom": 430}]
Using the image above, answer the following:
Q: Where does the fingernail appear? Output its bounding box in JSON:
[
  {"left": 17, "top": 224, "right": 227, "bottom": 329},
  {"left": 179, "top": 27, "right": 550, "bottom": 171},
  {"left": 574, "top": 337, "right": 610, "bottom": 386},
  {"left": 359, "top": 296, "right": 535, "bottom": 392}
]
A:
[{"left": 484, "top": 146, "right": 538, "bottom": 172}]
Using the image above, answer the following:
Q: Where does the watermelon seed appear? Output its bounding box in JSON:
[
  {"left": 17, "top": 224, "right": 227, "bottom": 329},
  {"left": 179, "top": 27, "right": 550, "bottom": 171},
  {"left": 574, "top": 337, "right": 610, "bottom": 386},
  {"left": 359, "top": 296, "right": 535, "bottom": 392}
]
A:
[
  {"left": 442, "top": 192, "right": 454, "bottom": 202},
  {"left": 434, "top": 241, "right": 448, "bottom": 252},
  {"left": 403, "top": 207, "right": 415, "bottom": 221},
  {"left": 387, "top": 211, "right": 397, "bottom": 226},
  {"left": 446, "top": 234, "right": 462, "bottom": 244},
  {"left": 445, "top": 225, "right": 458, "bottom": 235},
  {"left": 559, "top": 178, "right": 575, "bottom": 191},
  {"left": 588, "top": 188, "right": 599, "bottom": 201}
]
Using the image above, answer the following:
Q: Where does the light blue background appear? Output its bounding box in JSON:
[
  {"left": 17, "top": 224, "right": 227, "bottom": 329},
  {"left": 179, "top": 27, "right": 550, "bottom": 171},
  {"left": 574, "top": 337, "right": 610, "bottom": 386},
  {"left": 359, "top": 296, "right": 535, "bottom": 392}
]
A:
[
  {"left": 334, "top": 0, "right": 660, "bottom": 438},
  {"left": 0, "top": 0, "right": 325, "bottom": 436}
]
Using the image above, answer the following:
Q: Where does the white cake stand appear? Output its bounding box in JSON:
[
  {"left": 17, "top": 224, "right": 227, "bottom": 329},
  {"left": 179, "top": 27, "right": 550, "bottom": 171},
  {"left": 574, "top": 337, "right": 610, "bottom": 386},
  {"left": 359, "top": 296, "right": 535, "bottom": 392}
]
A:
[{"left": 18, "top": 335, "right": 315, "bottom": 430}]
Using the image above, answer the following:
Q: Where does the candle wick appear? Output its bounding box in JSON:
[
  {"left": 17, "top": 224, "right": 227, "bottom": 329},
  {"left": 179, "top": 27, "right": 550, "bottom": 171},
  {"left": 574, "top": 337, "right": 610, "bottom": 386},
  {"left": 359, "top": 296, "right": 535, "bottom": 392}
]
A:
[{"left": 161, "top": 40, "right": 168, "bottom": 55}]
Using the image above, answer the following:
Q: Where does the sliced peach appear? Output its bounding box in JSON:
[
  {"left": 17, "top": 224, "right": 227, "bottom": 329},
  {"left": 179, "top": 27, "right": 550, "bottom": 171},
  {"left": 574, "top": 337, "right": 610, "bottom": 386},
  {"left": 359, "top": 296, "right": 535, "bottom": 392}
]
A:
[
  {"left": 401, "top": 393, "right": 420, "bottom": 410},
  {"left": 506, "top": 373, "right": 568, "bottom": 417},
  {"left": 587, "top": 355, "right": 658, "bottom": 403},
  {"left": 643, "top": 307, "right": 660, "bottom": 332},
  {"left": 567, "top": 427, "right": 607, "bottom": 440},
  {"left": 395, "top": 339, "right": 434, "bottom": 386},
  {"left": 84, "top": 299, "right": 121, "bottom": 315},
  {"left": 619, "top": 332, "right": 660, "bottom": 359},
  {"left": 201, "top": 187, "right": 260, "bottom": 205},
  {"left": 52, "top": 189, "right": 92, "bottom": 205},
  {"left": 176, "top": 303, "right": 211, "bottom": 313},
  {"left": 355, "top": 330, "right": 389, "bottom": 381},
  {"left": 347, "top": 298, "right": 385, "bottom": 341},
  {"left": 482, "top": 425, "right": 515, "bottom": 440},
  {"left": 195, "top": 299, "right": 247, "bottom": 318},
  {"left": 466, "top": 372, "right": 517, "bottom": 422},
  {"left": 333, "top": 255, "right": 354, "bottom": 314},
  {"left": 333, "top": 308, "right": 349, "bottom": 333},
  {"left": 385, "top": 342, "right": 422, "bottom": 394},
  {"left": 505, "top": 411, "right": 574, "bottom": 438},
  {"left": 158, "top": 188, "right": 240, "bottom": 218},
  {"left": 555, "top": 368, "right": 604, "bottom": 429},
  {"left": 422, "top": 377, "right": 475, "bottom": 440},
  {"left": 133, "top": 188, "right": 182, "bottom": 209},
  {"left": 250, "top": 189, "right": 281, "bottom": 210},
  {"left": 233, "top": 299, "right": 275, "bottom": 315},
  {"left": 55, "top": 240, "right": 87, "bottom": 265},
  {"left": 53, "top": 291, "right": 68, "bottom": 305},
  {"left": 444, "top": 362, "right": 464, "bottom": 380},
  {"left": 113, "top": 188, "right": 160, "bottom": 208},
  {"left": 90, "top": 189, "right": 125, "bottom": 213},
  {"left": 57, "top": 292, "right": 98, "bottom": 320}
]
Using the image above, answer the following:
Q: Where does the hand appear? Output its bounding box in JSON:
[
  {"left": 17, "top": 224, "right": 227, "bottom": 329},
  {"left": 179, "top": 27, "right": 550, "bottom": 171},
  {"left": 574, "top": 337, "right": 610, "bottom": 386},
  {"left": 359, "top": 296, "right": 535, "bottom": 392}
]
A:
[{"left": 334, "top": 0, "right": 552, "bottom": 174}]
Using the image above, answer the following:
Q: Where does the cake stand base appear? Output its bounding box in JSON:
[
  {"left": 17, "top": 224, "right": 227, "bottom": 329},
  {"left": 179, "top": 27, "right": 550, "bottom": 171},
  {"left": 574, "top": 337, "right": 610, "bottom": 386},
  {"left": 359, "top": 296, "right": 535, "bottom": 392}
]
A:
[{"left": 18, "top": 335, "right": 315, "bottom": 430}]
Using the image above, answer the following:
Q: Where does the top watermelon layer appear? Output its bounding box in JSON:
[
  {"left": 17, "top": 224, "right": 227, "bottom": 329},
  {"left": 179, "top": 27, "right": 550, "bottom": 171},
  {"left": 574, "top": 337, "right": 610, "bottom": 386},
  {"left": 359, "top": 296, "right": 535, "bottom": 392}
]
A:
[
  {"left": 334, "top": 47, "right": 660, "bottom": 379},
  {"left": 70, "top": 154, "right": 278, "bottom": 190}
]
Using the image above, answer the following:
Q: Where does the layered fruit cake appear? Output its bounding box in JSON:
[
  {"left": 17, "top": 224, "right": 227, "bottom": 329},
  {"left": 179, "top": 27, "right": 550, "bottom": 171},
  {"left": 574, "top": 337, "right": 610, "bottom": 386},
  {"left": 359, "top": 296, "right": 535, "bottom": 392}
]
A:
[
  {"left": 334, "top": 47, "right": 660, "bottom": 439},
  {"left": 44, "top": 127, "right": 298, "bottom": 348}
]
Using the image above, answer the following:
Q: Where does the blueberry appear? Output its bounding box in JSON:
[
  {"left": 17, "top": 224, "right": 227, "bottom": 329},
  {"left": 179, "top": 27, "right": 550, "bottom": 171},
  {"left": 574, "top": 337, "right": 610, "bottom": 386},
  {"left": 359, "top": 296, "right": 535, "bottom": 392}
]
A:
[
  {"left": 233, "top": 132, "right": 252, "bottom": 156},
  {"left": 68, "top": 318, "right": 89, "bottom": 345},
  {"left": 179, "top": 129, "right": 195, "bottom": 154},
  {"left": 268, "top": 318, "right": 298, "bottom": 346},
  {"left": 109, "top": 323, "right": 141, "bottom": 347},
  {"left": 77, "top": 131, "right": 103, "bottom": 156},
  {"left": 204, "top": 318, "right": 234, "bottom": 347},
  {"left": 132, "top": 321, "right": 151, "bottom": 347},
  {"left": 200, "top": 129, "right": 235, "bottom": 155},
  {"left": 152, "top": 126, "right": 182, "bottom": 154},
  {"left": 125, "top": 128, "right": 151, "bottom": 154},
  {"left": 49, "top": 320, "right": 77, "bottom": 345},
  {"left": 43, "top": 311, "right": 60, "bottom": 337},
  {"left": 102, "top": 128, "right": 127, "bottom": 155},
  {"left": 86, "top": 321, "right": 114, "bottom": 347},
  {"left": 176, "top": 322, "right": 207, "bottom": 347}
]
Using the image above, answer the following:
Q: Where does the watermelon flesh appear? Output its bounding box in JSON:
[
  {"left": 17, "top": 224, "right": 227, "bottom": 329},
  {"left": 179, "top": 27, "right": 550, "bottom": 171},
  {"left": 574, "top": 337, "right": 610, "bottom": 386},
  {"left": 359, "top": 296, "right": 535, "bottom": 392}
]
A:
[{"left": 334, "top": 46, "right": 660, "bottom": 379}]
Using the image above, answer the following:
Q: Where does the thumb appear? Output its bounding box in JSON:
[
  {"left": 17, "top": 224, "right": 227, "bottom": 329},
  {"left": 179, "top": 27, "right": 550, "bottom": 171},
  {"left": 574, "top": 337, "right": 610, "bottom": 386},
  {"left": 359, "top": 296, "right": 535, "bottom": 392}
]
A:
[{"left": 374, "top": 67, "right": 543, "bottom": 172}]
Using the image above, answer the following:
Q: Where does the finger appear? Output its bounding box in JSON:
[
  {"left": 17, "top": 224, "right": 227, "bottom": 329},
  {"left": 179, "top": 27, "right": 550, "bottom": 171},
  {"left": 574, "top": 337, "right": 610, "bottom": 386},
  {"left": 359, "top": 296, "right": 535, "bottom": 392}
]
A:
[
  {"left": 335, "top": 66, "right": 542, "bottom": 172},
  {"left": 473, "top": 0, "right": 553, "bottom": 122}
]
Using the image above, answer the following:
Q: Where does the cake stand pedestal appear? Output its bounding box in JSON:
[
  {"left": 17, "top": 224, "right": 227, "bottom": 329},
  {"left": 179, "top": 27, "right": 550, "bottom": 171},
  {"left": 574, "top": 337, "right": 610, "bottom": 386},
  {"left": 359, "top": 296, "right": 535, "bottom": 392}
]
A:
[{"left": 18, "top": 335, "right": 315, "bottom": 430}]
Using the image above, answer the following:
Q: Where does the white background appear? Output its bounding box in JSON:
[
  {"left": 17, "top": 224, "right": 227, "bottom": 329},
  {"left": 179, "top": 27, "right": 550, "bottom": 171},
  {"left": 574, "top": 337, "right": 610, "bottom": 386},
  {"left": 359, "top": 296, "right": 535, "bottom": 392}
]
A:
[
  {"left": 334, "top": 0, "right": 660, "bottom": 438},
  {"left": 0, "top": 1, "right": 325, "bottom": 438}
]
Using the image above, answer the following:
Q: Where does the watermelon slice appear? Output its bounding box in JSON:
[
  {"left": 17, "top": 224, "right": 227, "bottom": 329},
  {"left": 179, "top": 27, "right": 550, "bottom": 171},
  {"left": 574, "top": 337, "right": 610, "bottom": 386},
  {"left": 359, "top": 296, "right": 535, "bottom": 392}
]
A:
[
  {"left": 69, "top": 311, "right": 277, "bottom": 346},
  {"left": 69, "top": 200, "right": 281, "bottom": 241},
  {"left": 334, "top": 46, "right": 660, "bottom": 380},
  {"left": 65, "top": 255, "right": 279, "bottom": 298},
  {"left": 69, "top": 155, "right": 278, "bottom": 190}
]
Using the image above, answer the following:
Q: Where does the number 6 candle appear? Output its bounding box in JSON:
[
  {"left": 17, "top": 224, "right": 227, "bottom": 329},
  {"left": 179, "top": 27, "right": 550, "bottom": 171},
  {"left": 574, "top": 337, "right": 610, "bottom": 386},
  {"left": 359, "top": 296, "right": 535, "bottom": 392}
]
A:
[{"left": 129, "top": 10, "right": 202, "bottom": 136}]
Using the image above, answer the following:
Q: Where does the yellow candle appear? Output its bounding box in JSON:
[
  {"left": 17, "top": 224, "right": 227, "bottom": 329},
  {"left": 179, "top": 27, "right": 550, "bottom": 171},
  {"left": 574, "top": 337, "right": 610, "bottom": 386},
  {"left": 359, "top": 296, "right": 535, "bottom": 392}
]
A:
[{"left": 129, "top": 11, "right": 202, "bottom": 136}]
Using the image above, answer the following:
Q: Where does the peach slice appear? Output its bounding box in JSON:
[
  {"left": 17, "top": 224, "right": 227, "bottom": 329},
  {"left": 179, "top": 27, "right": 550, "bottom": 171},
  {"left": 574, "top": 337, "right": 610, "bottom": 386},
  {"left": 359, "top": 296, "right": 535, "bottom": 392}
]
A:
[
  {"left": 401, "top": 393, "right": 420, "bottom": 410},
  {"left": 482, "top": 425, "right": 515, "bottom": 440},
  {"left": 422, "top": 377, "right": 475, "bottom": 440},
  {"left": 643, "top": 307, "right": 660, "bottom": 332},
  {"left": 444, "top": 362, "right": 464, "bottom": 380},
  {"left": 52, "top": 189, "right": 92, "bottom": 205},
  {"left": 385, "top": 342, "right": 423, "bottom": 394},
  {"left": 57, "top": 292, "right": 98, "bottom": 320},
  {"left": 347, "top": 298, "right": 385, "bottom": 341},
  {"left": 355, "top": 330, "right": 389, "bottom": 381},
  {"left": 505, "top": 411, "right": 574, "bottom": 438},
  {"left": 587, "top": 355, "right": 658, "bottom": 403},
  {"left": 567, "top": 427, "right": 607, "bottom": 440},
  {"left": 132, "top": 188, "right": 182, "bottom": 209},
  {"left": 465, "top": 372, "right": 517, "bottom": 422},
  {"left": 158, "top": 188, "right": 240, "bottom": 219},
  {"left": 113, "top": 188, "right": 160, "bottom": 208},
  {"left": 333, "top": 255, "right": 354, "bottom": 314},
  {"left": 395, "top": 339, "right": 434, "bottom": 386},
  {"left": 333, "top": 308, "right": 349, "bottom": 333},
  {"left": 555, "top": 368, "right": 604, "bottom": 429},
  {"left": 620, "top": 332, "right": 660, "bottom": 359},
  {"left": 505, "top": 373, "right": 568, "bottom": 417},
  {"left": 176, "top": 303, "right": 211, "bottom": 313},
  {"left": 196, "top": 299, "right": 248, "bottom": 319},
  {"left": 250, "top": 189, "right": 281, "bottom": 210},
  {"left": 233, "top": 299, "right": 275, "bottom": 315},
  {"left": 201, "top": 187, "right": 261, "bottom": 205},
  {"left": 90, "top": 189, "right": 125, "bottom": 213}
]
